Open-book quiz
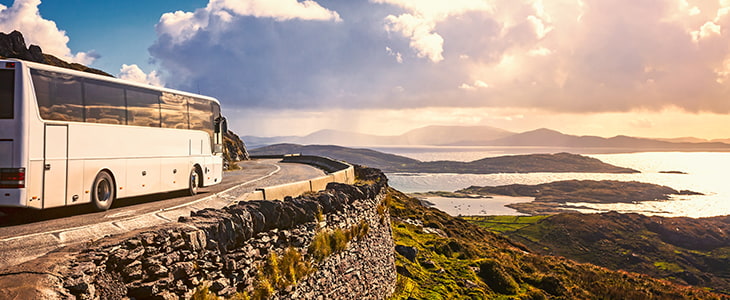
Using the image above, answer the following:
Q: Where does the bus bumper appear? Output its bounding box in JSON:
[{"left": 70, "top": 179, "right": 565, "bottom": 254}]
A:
[{"left": 0, "top": 189, "right": 27, "bottom": 208}]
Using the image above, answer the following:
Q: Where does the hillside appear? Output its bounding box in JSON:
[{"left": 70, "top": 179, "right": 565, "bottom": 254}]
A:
[
  {"left": 250, "top": 144, "right": 639, "bottom": 174},
  {"left": 466, "top": 212, "right": 730, "bottom": 295},
  {"left": 386, "top": 188, "right": 725, "bottom": 299},
  {"left": 249, "top": 144, "right": 419, "bottom": 169}
]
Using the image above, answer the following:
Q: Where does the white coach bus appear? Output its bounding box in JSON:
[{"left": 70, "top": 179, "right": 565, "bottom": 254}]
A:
[{"left": 0, "top": 59, "right": 227, "bottom": 211}]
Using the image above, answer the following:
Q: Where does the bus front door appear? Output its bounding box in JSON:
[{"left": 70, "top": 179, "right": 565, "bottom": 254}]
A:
[{"left": 43, "top": 124, "right": 68, "bottom": 208}]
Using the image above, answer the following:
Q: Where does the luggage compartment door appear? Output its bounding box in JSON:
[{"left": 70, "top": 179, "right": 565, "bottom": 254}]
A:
[{"left": 43, "top": 124, "right": 68, "bottom": 208}]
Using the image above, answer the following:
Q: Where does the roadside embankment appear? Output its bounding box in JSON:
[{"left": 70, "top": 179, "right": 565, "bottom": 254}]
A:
[{"left": 0, "top": 166, "right": 395, "bottom": 299}]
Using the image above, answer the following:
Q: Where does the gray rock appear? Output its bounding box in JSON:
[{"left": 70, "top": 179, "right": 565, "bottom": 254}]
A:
[{"left": 395, "top": 245, "right": 418, "bottom": 262}]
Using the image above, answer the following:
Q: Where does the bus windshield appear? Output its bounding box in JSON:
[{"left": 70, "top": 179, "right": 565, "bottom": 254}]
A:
[{"left": 0, "top": 69, "right": 14, "bottom": 119}]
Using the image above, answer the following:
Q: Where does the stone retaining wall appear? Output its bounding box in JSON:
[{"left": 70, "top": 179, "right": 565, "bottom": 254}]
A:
[{"left": 6, "top": 167, "right": 395, "bottom": 299}]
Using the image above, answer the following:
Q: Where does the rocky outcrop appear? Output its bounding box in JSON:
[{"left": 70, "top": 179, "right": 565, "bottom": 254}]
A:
[
  {"left": 0, "top": 31, "right": 45, "bottom": 63},
  {"left": 224, "top": 130, "right": 250, "bottom": 164},
  {"left": 0, "top": 30, "right": 112, "bottom": 77},
  {"left": 0, "top": 166, "right": 394, "bottom": 299}
]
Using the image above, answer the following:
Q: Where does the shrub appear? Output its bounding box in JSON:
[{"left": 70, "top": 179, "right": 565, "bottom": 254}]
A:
[
  {"left": 331, "top": 229, "right": 349, "bottom": 253},
  {"left": 477, "top": 259, "right": 520, "bottom": 295},
  {"left": 309, "top": 231, "right": 333, "bottom": 262},
  {"left": 191, "top": 283, "right": 220, "bottom": 300},
  {"left": 253, "top": 247, "right": 312, "bottom": 299}
]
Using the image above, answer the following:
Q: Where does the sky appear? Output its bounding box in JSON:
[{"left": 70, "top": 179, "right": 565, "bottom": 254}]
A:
[{"left": 1, "top": 0, "right": 730, "bottom": 140}]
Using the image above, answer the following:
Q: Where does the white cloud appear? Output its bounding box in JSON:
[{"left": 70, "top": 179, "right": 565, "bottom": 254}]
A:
[
  {"left": 385, "top": 46, "right": 403, "bottom": 63},
  {"left": 678, "top": 0, "right": 700, "bottom": 16},
  {"left": 474, "top": 80, "right": 489, "bottom": 88},
  {"left": 692, "top": 21, "right": 721, "bottom": 42},
  {"left": 384, "top": 13, "right": 443, "bottom": 62},
  {"left": 118, "top": 64, "right": 164, "bottom": 87},
  {"left": 459, "top": 83, "right": 474, "bottom": 90},
  {"left": 528, "top": 46, "right": 552, "bottom": 56},
  {"left": 212, "top": 0, "right": 341, "bottom": 21},
  {"left": 714, "top": 58, "right": 730, "bottom": 84},
  {"left": 527, "top": 15, "right": 552, "bottom": 39},
  {"left": 150, "top": 0, "right": 730, "bottom": 117},
  {"left": 157, "top": 0, "right": 340, "bottom": 44},
  {"left": 459, "top": 80, "right": 489, "bottom": 90},
  {"left": 373, "top": 0, "right": 493, "bottom": 19},
  {"left": 0, "top": 0, "right": 96, "bottom": 64},
  {"left": 375, "top": 0, "right": 493, "bottom": 63}
]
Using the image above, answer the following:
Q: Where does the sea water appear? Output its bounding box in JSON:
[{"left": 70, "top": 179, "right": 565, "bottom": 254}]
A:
[{"left": 375, "top": 147, "right": 730, "bottom": 217}]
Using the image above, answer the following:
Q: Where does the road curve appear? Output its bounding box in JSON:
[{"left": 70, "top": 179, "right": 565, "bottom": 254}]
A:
[{"left": 0, "top": 159, "right": 325, "bottom": 269}]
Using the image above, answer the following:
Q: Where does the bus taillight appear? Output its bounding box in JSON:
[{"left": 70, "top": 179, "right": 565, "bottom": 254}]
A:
[
  {"left": 4, "top": 62, "right": 15, "bottom": 68},
  {"left": 0, "top": 168, "right": 25, "bottom": 188}
]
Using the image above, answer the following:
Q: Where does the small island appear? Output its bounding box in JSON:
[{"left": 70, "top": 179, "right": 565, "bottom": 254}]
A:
[
  {"left": 659, "top": 170, "right": 688, "bottom": 174},
  {"left": 386, "top": 152, "right": 640, "bottom": 174},
  {"left": 456, "top": 180, "right": 704, "bottom": 215}
]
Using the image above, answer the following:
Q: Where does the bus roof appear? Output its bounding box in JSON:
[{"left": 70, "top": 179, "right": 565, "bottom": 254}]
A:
[{"left": 2, "top": 58, "right": 221, "bottom": 105}]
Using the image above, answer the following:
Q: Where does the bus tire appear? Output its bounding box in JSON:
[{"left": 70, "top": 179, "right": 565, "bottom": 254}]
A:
[
  {"left": 91, "top": 171, "right": 115, "bottom": 211},
  {"left": 188, "top": 168, "right": 201, "bottom": 196}
]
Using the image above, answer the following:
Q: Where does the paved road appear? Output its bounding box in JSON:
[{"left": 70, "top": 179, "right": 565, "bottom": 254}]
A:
[{"left": 0, "top": 159, "right": 325, "bottom": 269}]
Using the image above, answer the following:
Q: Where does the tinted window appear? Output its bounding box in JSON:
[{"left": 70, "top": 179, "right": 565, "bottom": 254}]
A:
[
  {"left": 160, "top": 92, "right": 189, "bottom": 129},
  {"left": 212, "top": 102, "right": 221, "bottom": 122},
  {"left": 0, "top": 69, "right": 13, "bottom": 119},
  {"left": 127, "top": 88, "right": 161, "bottom": 127},
  {"left": 31, "top": 70, "right": 83, "bottom": 122},
  {"left": 84, "top": 80, "right": 126, "bottom": 124},
  {"left": 189, "top": 98, "right": 212, "bottom": 132},
  {"left": 189, "top": 97, "right": 214, "bottom": 151}
]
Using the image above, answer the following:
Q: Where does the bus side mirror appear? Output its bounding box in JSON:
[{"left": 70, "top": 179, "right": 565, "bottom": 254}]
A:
[{"left": 215, "top": 117, "right": 228, "bottom": 134}]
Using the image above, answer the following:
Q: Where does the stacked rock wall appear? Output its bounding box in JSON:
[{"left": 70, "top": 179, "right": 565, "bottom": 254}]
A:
[{"left": 59, "top": 166, "right": 394, "bottom": 299}]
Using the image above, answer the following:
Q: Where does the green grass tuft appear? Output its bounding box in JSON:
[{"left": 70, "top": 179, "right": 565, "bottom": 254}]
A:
[{"left": 191, "top": 283, "right": 221, "bottom": 300}]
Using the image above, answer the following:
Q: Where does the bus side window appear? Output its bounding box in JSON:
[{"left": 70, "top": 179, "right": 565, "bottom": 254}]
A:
[
  {"left": 31, "top": 70, "right": 83, "bottom": 122},
  {"left": 0, "top": 69, "right": 14, "bottom": 119},
  {"left": 127, "top": 88, "right": 161, "bottom": 127},
  {"left": 189, "top": 97, "right": 212, "bottom": 135},
  {"left": 160, "top": 92, "right": 189, "bottom": 129},
  {"left": 84, "top": 80, "right": 126, "bottom": 125}
]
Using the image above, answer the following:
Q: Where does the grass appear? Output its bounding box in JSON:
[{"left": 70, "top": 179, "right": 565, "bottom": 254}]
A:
[
  {"left": 309, "top": 219, "right": 370, "bottom": 262},
  {"left": 252, "top": 247, "right": 312, "bottom": 299},
  {"left": 385, "top": 187, "right": 724, "bottom": 300},
  {"left": 461, "top": 215, "right": 549, "bottom": 233},
  {"left": 191, "top": 284, "right": 221, "bottom": 300},
  {"left": 654, "top": 261, "right": 685, "bottom": 273}
]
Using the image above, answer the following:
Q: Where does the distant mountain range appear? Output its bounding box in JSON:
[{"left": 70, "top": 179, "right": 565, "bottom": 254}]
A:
[
  {"left": 243, "top": 125, "right": 513, "bottom": 148},
  {"left": 244, "top": 125, "right": 730, "bottom": 151},
  {"left": 249, "top": 144, "right": 638, "bottom": 174}
]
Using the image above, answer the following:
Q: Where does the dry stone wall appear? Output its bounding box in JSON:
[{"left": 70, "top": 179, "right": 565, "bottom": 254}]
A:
[{"left": 53, "top": 166, "right": 394, "bottom": 299}]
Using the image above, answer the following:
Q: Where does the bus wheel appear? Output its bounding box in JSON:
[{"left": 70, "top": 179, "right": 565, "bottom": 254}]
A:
[
  {"left": 188, "top": 168, "right": 201, "bottom": 196},
  {"left": 92, "top": 171, "right": 115, "bottom": 211}
]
